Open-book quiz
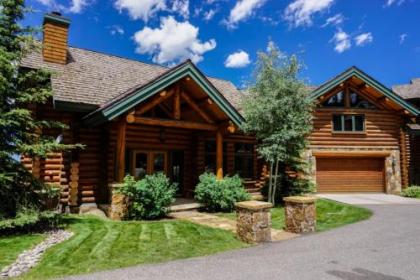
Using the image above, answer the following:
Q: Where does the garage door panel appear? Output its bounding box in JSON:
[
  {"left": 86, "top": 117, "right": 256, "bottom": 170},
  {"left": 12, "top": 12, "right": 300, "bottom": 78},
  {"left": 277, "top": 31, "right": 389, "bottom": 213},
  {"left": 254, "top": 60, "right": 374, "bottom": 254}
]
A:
[{"left": 316, "top": 158, "right": 385, "bottom": 193}]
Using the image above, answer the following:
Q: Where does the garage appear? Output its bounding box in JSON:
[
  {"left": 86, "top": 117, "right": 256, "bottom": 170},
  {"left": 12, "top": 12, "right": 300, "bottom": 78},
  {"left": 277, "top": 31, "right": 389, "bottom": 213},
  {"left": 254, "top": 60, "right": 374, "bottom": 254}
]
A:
[{"left": 316, "top": 158, "right": 385, "bottom": 193}]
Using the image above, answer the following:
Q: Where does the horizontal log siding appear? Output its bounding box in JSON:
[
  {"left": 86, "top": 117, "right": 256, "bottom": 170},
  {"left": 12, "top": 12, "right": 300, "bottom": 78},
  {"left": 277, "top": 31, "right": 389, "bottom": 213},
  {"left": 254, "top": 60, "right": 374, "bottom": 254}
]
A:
[{"left": 309, "top": 108, "right": 403, "bottom": 147}]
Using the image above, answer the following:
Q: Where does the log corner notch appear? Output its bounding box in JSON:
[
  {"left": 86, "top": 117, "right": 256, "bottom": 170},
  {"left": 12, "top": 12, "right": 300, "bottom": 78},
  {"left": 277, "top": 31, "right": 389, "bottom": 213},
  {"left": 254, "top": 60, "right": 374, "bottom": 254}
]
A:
[{"left": 115, "top": 117, "right": 127, "bottom": 182}]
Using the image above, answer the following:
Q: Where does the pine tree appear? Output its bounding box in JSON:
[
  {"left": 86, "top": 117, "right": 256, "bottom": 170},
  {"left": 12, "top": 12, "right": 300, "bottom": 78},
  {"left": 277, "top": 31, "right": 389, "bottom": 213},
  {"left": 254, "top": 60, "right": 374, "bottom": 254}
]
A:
[
  {"left": 0, "top": 0, "right": 78, "bottom": 217},
  {"left": 241, "top": 42, "right": 314, "bottom": 205}
]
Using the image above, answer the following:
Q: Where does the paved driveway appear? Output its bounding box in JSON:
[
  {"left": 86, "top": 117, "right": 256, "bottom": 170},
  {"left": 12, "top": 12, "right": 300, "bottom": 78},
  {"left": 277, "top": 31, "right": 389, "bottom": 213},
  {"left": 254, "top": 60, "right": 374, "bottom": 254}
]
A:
[
  {"left": 65, "top": 196, "right": 420, "bottom": 280},
  {"left": 317, "top": 193, "right": 420, "bottom": 205}
]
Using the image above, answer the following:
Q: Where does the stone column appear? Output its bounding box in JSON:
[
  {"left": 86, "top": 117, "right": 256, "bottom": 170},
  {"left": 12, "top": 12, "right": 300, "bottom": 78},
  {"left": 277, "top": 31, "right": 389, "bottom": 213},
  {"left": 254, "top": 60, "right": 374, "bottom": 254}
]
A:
[
  {"left": 109, "top": 183, "right": 128, "bottom": 220},
  {"left": 284, "top": 196, "right": 316, "bottom": 234},
  {"left": 235, "top": 201, "right": 272, "bottom": 243}
]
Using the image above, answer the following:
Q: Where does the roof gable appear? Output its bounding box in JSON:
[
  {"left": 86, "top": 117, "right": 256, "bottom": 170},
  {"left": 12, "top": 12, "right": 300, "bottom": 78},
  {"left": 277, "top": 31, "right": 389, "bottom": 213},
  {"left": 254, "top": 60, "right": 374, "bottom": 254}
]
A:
[
  {"left": 83, "top": 60, "right": 244, "bottom": 126},
  {"left": 311, "top": 67, "right": 420, "bottom": 116}
]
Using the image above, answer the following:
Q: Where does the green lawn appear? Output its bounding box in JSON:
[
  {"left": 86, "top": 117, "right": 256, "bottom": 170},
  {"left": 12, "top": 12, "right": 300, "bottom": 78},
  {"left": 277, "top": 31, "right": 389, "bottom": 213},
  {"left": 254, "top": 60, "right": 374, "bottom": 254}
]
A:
[
  {"left": 216, "top": 199, "right": 372, "bottom": 232},
  {"left": 0, "top": 234, "right": 45, "bottom": 271},
  {"left": 14, "top": 216, "right": 247, "bottom": 280}
]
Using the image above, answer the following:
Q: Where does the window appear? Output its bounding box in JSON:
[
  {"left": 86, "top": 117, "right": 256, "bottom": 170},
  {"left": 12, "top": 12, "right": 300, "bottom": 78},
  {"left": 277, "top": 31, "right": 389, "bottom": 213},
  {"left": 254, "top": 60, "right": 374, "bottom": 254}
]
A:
[
  {"left": 204, "top": 141, "right": 227, "bottom": 174},
  {"left": 234, "top": 143, "right": 254, "bottom": 180},
  {"left": 333, "top": 115, "right": 365, "bottom": 132},
  {"left": 323, "top": 91, "right": 345, "bottom": 107},
  {"left": 349, "top": 91, "right": 377, "bottom": 109}
]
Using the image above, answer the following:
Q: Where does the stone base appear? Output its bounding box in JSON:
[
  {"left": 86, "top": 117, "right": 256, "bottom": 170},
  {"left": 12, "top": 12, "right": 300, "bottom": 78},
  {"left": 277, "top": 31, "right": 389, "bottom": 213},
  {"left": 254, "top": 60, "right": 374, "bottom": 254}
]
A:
[
  {"left": 284, "top": 196, "right": 316, "bottom": 234},
  {"left": 79, "top": 203, "right": 98, "bottom": 214},
  {"left": 109, "top": 183, "right": 128, "bottom": 220},
  {"left": 235, "top": 201, "right": 272, "bottom": 243}
]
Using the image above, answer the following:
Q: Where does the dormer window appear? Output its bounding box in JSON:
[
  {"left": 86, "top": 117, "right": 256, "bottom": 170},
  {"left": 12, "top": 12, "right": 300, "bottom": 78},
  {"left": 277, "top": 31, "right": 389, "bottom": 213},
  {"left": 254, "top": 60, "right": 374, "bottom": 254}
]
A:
[{"left": 333, "top": 114, "right": 365, "bottom": 132}]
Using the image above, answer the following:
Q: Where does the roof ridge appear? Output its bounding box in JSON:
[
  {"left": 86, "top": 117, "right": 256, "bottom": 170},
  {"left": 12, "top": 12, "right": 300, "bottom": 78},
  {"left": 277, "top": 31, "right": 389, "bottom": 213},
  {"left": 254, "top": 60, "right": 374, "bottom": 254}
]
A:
[{"left": 67, "top": 45, "right": 238, "bottom": 87}]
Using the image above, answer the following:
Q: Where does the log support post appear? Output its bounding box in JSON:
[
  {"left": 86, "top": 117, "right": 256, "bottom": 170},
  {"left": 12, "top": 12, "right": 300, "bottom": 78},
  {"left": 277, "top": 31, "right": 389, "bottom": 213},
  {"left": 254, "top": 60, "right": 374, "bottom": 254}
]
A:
[
  {"left": 174, "top": 86, "right": 181, "bottom": 120},
  {"left": 115, "top": 118, "right": 127, "bottom": 183},
  {"left": 216, "top": 129, "right": 223, "bottom": 180}
]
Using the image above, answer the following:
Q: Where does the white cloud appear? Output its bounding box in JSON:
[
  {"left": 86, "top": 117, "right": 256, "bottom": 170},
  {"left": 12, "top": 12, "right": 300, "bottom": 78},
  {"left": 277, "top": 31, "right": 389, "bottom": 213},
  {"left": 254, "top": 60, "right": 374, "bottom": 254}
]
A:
[
  {"left": 115, "top": 0, "right": 166, "bottom": 21},
  {"left": 109, "top": 25, "right": 124, "bottom": 35},
  {"left": 355, "top": 32, "right": 373, "bottom": 46},
  {"left": 225, "top": 0, "right": 267, "bottom": 29},
  {"left": 171, "top": 0, "right": 189, "bottom": 19},
  {"left": 321, "top": 13, "right": 344, "bottom": 27},
  {"left": 203, "top": 9, "right": 217, "bottom": 21},
  {"left": 224, "top": 50, "right": 251, "bottom": 68},
  {"left": 133, "top": 16, "right": 216, "bottom": 64},
  {"left": 284, "top": 0, "right": 335, "bottom": 28},
  {"left": 36, "top": 0, "right": 92, "bottom": 13},
  {"left": 331, "top": 29, "right": 351, "bottom": 53},
  {"left": 68, "top": 0, "right": 90, "bottom": 13},
  {"left": 399, "top": 33, "right": 408, "bottom": 45},
  {"left": 384, "top": 0, "right": 405, "bottom": 7}
]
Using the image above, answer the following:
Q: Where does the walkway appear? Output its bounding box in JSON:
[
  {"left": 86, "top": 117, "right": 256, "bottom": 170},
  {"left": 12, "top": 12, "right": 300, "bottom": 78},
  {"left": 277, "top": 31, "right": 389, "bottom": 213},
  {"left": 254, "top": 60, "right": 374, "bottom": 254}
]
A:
[{"left": 169, "top": 210, "right": 298, "bottom": 242}]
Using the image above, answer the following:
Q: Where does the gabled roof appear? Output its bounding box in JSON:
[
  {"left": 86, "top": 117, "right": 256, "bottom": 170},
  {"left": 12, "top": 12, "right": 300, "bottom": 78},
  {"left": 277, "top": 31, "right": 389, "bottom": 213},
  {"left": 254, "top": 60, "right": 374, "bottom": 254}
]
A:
[
  {"left": 311, "top": 66, "right": 420, "bottom": 116},
  {"left": 393, "top": 78, "right": 420, "bottom": 100},
  {"left": 83, "top": 60, "right": 244, "bottom": 126},
  {"left": 21, "top": 46, "right": 243, "bottom": 111}
]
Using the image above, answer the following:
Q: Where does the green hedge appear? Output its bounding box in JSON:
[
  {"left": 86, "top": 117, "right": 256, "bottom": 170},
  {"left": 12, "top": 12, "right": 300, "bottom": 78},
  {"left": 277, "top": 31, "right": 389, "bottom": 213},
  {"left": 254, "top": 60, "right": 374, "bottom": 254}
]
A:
[
  {"left": 401, "top": 186, "right": 420, "bottom": 198},
  {"left": 195, "top": 173, "right": 250, "bottom": 212},
  {"left": 120, "top": 174, "right": 177, "bottom": 220},
  {"left": 0, "top": 211, "right": 62, "bottom": 236}
]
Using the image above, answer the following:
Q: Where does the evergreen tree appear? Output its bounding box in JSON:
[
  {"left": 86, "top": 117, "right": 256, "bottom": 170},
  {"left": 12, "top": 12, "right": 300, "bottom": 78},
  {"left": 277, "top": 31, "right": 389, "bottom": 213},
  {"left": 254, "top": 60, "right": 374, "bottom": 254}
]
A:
[
  {"left": 0, "top": 0, "right": 77, "bottom": 217},
  {"left": 241, "top": 42, "right": 314, "bottom": 205}
]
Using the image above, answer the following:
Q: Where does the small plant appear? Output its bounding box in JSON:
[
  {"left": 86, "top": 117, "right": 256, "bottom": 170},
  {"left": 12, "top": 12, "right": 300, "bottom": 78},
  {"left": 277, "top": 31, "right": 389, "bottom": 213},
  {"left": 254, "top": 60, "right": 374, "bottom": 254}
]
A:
[
  {"left": 120, "top": 173, "right": 177, "bottom": 220},
  {"left": 401, "top": 186, "right": 420, "bottom": 198},
  {"left": 0, "top": 210, "right": 62, "bottom": 235},
  {"left": 195, "top": 173, "right": 251, "bottom": 212},
  {"left": 39, "top": 184, "right": 61, "bottom": 210}
]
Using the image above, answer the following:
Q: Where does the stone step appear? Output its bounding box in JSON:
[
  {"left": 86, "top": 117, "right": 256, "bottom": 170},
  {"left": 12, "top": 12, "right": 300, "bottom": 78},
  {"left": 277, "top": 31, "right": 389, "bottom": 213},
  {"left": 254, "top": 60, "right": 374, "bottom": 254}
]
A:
[
  {"left": 251, "top": 193, "right": 265, "bottom": 201},
  {"left": 168, "top": 202, "right": 203, "bottom": 213}
]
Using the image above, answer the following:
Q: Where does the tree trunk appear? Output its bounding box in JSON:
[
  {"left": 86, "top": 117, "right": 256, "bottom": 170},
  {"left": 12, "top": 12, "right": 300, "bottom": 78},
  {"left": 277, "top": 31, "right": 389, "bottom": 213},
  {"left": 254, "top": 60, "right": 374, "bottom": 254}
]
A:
[
  {"left": 268, "top": 162, "right": 274, "bottom": 204},
  {"left": 271, "top": 160, "right": 279, "bottom": 206}
]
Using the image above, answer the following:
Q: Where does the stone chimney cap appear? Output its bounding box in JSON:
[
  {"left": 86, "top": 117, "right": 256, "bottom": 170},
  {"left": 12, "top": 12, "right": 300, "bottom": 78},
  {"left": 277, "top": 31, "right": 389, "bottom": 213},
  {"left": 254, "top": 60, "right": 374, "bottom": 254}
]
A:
[{"left": 44, "top": 12, "right": 71, "bottom": 26}]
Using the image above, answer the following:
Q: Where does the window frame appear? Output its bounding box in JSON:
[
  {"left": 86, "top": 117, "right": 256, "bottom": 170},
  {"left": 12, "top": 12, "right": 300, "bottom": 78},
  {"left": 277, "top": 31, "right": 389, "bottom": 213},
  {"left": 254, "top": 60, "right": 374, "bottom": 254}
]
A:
[
  {"left": 332, "top": 114, "right": 366, "bottom": 134},
  {"left": 233, "top": 142, "right": 255, "bottom": 180}
]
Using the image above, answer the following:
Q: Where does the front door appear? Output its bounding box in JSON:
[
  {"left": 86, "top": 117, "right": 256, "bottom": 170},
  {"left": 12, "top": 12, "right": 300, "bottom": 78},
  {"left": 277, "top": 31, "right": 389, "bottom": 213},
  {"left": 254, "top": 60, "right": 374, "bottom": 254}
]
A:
[{"left": 132, "top": 151, "right": 168, "bottom": 179}]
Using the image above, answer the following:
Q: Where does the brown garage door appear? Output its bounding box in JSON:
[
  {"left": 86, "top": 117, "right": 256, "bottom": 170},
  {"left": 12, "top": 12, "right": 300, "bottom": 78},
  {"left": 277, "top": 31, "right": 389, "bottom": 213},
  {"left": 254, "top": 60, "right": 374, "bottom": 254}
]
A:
[{"left": 316, "top": 158, "right": 385, "bottom": 192}]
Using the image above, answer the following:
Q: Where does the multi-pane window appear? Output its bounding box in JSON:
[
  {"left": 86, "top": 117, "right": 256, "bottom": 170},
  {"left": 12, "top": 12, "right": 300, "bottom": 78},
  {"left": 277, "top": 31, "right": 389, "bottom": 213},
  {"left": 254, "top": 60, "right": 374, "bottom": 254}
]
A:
[
  {"left": 333, "top": 115, "right": 365, "bottom": 132},
  {"left": 323, "top": 91, "right": 345, "bottom": 107},
  {"left": 349, "top": 91, "right": 377, "bottom": 109},
  {"left": 234, "top": 143, "right": 254, "bottom": 180}
]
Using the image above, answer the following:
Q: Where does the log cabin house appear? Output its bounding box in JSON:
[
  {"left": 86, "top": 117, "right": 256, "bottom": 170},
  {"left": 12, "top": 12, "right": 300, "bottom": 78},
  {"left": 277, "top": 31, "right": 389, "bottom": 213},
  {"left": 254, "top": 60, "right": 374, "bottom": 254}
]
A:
[{"left": 21, "top": 13, "right": 420, "bottom": 211}]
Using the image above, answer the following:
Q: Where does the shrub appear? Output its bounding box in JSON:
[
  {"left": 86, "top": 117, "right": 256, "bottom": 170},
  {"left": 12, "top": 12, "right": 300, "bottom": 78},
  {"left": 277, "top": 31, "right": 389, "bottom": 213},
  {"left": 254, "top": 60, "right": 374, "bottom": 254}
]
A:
[
  {"left": 39, "top": 184, "right": 61, "bottom": 210},
  {"left": 401, "top": 186, "right": 420, "bottom": 198},
  {"left": 0, "top": 211, "right": 62, "bottom": 235},
  {"left": 195, "top": 173, "right": 251, "bottom": 212},
  {"left": 120, "top": 173, "right": 177, "bottom": 220}
]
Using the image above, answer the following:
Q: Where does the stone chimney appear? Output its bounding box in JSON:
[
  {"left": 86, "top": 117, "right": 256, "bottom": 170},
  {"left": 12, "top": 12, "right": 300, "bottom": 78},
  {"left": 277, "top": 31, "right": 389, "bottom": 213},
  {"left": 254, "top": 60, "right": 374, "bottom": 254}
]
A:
[{"left": 43, "top": 12, "right": 70, "bottom": 64}]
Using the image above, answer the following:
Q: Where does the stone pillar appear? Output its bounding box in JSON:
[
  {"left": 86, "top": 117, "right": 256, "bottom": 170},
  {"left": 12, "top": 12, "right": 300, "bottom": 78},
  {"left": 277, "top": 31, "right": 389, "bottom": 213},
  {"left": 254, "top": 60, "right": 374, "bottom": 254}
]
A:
[
  {"left": 235, "top": 201, "right": 272, "bottom": 243},
  {"left": 109, "top": 183, "right": 128, "bottom": 220},
  {"left": 284, "top": 196, "right": 316, "bottom": 234}
]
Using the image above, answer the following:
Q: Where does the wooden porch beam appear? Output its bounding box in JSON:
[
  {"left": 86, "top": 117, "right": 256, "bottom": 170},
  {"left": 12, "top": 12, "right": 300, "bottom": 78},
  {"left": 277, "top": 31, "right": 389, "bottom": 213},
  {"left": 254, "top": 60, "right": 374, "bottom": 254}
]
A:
[
  {"left": 136, "top": 89, "right": 174, "bottom": 115},
  {"left": 115, "top": 118, "right": 127, "bottom": 182},
  {"left": 180, "top": 92, "right": 214, "bottom": 124},
  {"left": 131, "top": 116, "right": 218, "bottom": 131},
  {"left": 216, "top": 129, "right": 223, "bottom": 180},
  {"left": 174, "top": 86, "right": 181, "bottom": 120}
]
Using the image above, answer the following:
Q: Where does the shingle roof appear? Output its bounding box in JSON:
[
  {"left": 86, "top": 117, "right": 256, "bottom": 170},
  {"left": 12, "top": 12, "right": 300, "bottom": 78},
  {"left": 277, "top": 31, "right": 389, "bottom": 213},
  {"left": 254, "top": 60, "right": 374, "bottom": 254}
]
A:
[
  {"left": 393, "top": 78, "right": 420, "bottom": 100},
  {"left": 21, "top": 46, "right": 244, "bottom": 109}
]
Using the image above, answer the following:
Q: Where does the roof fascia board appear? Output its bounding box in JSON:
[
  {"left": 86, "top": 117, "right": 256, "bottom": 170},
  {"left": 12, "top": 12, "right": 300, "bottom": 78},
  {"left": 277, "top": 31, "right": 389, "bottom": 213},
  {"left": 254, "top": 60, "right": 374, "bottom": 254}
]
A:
[
  {"left": 83, "top": 63, "right": 244, "bottom": 126},
  {"left": 311, "top": 68, "right": 420, "bottom": 116}
]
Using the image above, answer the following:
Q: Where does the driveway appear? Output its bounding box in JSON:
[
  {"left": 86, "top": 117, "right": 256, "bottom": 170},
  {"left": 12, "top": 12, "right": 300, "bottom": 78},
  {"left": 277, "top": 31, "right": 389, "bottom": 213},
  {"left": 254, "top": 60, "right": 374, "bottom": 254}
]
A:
[
  {"left": 65, "top": 195, "right": 420, "bottom": 280},
  {"left": 317, "top": 193, "right": 420, "bottom": 205}
]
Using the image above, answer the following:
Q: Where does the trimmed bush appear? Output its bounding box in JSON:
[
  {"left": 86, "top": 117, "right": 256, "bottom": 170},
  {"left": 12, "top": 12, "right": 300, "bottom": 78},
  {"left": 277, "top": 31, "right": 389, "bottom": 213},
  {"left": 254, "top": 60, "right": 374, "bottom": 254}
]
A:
[
  {"left": 0, "top": 211, "right": 62, "bottom": 235},
  {"left": 401, "top": 186, "right": 420, "bottom": 198},
  {"left": 195, "top": 173, "right": 251, "bottom": 212},
  {"left": 120, "top": 173, "right": 177, "bottom": 220}
]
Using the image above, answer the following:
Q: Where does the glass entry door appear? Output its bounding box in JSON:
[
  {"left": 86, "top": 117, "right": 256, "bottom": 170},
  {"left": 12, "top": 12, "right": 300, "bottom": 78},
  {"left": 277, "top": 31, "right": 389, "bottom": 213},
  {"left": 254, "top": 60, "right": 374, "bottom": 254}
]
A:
[{"left": 132, "top": 151, "right": 168, "bottom": 179}]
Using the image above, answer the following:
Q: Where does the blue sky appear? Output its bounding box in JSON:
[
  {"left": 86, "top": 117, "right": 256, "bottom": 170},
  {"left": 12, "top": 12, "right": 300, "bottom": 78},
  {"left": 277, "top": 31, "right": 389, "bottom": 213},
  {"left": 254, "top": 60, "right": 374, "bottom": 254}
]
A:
[{"left": 24, "top": 0, "right": 420, "bottom": 88}]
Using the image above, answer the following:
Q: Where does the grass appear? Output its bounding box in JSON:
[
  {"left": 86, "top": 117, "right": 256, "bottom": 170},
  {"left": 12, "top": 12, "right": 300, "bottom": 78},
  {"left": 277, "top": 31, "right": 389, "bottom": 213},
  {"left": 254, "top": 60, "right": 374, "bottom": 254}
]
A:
[
  {"left": 216, "top": 199, "right": 372, "bottom": 232},
  {"left": 0, "top": 233, "right": 45, "bottom": 271},
  {"left": 14, "top": 216, "right": 247, "bottom": 280}
]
